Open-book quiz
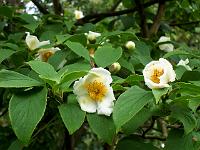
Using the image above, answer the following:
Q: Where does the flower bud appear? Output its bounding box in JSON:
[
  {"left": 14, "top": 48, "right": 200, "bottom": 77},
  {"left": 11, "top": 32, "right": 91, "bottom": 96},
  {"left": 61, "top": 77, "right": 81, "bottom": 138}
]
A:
[
  {"left": 74, "top": 10, "right": 84, "bottom": 20},
  {"left": 109, "top": 62, "right": 121, "bottom": 73},
  {"left": 125, "top": 41, "right": 135, "bottom": 50},
  {"left": 85, "top": 31, "right": 101, "bottom": 44}
]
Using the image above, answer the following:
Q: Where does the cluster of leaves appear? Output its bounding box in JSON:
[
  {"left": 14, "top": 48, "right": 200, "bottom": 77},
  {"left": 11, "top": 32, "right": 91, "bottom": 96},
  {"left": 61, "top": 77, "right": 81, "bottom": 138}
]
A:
[{"left": 1, "top": 0, "right": 200, "bottom": 150}]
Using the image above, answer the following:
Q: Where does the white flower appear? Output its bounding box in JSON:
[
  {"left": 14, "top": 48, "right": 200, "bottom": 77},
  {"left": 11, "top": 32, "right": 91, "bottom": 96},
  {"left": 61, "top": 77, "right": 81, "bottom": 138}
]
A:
[
  {"left": 74, "top": 10, "right": 84, "bottom": 19},
  {"left": 73, "top": 68, "right": 115, "bottom": 116},
  {"left": 143, "top": 58, "right": 176, "bottom": 89},
  {"left": 25, "top": 32, "right": 50, "bottom": 51},
  {"left": 125, "top": 41, "right": 135, "bottom": 49},
  {"left": 85, "top": 31, "right": 101, "bottom": 41},
  {"left": 36, "top": 47, "right": 60, "bottom": 62},
  {"left": 157, "top": 36, "right": 174, "bottom": 52},
  {"left": 177, "top": 58, "right": 192, "bottom": 71}
]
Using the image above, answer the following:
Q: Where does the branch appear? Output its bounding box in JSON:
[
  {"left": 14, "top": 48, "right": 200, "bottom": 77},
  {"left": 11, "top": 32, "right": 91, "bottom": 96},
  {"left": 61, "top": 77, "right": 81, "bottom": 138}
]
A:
[
  {"left": 158, "top": 118, "right": 168, "bottom": 138},
  {"left": 149, "top": 0, "right": 166, "bottom": 36},
  {"left": 31, "top": 0, "right": 49, "bottom": 14},
  {"left": 53, "top": 0, "right": 63, "bottom": 15},
  {"left": 75, "top": 0, "right": 173, "bottom": 25},
  {"left": 134, "top": 133, "right": 166, "bottom": 141},
  {"left": 170, "top": 20, "right": 200, "bottom": 27},
  {"left": 110, "top": 0, "right": 122, "bottom": 12},
  {"left": 135, "top": 0, "right": 149, "bottom": 37}
]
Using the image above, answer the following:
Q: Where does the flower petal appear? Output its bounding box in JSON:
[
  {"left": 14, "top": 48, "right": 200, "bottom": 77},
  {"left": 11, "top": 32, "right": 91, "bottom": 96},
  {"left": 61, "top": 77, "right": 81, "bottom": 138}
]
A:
[
  {"left": 97, "top": 98, "right": 114, "bottom": 116},
  {"left": 78, "top": 95, "right": 97, "bottom": 113},
  {"left": 89, "top": 67, "right": 112, "bottom": 84},
  {"left": 73, "top": 76, "right": 88, "bottom": 96}
]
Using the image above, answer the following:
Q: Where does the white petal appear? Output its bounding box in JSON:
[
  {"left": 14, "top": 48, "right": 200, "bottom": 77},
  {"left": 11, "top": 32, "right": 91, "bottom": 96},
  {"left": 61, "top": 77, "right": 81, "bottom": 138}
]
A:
[
  {"left": 89, "top": 67, "right": 112, "bottom": 84},
  {"left": 73, "top": 76, "right": 88, "bottom": 96},
  {"left": 96, "top": 86, "right": 115, "bottom": 116},
  {"left": 77, "top": 95, "right": 97, "bottom": 113},
  {"left": 159, "top": 44, "right": 174, "bottom": 52},
  {"left": 144, "top": 78, "right": 169, "bottom": 89},
  {"left": 97, "top": 98, "right": 114, "bottom": 116},
  {"left": 38, "top": 40, "right": 50, "bottom": 47}
]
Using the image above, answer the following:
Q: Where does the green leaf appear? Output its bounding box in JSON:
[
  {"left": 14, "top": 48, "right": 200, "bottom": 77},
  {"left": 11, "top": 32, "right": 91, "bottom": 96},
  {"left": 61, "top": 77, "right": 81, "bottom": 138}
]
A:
[
  {"left": 65, "top": 41, "right": 90, "bottom": 61},
  {"left": 164, "top": 129, "right": 196, "bottom": 150},
  {"left": 58, "top": 104, "right": 86, "bottom": 134},
  {"left": 134, "top": 41, "right": 152, "bottom": 65},
  {"left": 9, "top": 87, "right": 47, "bottom": 145},
  {"left": 27, "top": 61, "right": 59, "bottom": 83},
  {"left": 0, "top": 49, "right": 15, "bottom": 63},
  {"left": 0, "top": 69, "right": 43, "bottom": 88},
  {"left": 170, "top": 100, "right": 196, "bottom": 134},
  {"left": 116, "top": 138, "right": 159, "bottom": 150},
  {"left": 152, "top": 87, "right": 171, "bottom": 104},
  {"left": 24, "top": 22, "right": 40, "bottom": 33},
  {"left": 8, "top": 140, "right": 23, "bottom": 150},
  {"left": 0, "top": 6, "right": 13, "bottom": 18},
  {"left": 87, "top": 114, "right": 116, "bottom": 144},
  {"left": 113, "top": 86, "right": 153, "bottom": 130},
  {"left": 94, "top": 45, "right": 122, "bottom": 67},
  {"left": 163, "top": 50, "right": 194, "bottom": 58},
  {"left": 58, "top": 71, "right": 88, "bottom": 92},
  {"left": 18, "top": 14, "right": 37, "bottom": 24},
  {"left": 122, "top": 107, "right": 152, "bottom": 134}
]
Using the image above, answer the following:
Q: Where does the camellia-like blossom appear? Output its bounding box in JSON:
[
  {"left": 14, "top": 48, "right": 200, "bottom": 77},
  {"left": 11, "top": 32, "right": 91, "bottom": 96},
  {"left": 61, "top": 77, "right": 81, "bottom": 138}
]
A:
[
  {"left": 74, "top": 10, "right": 84, "bottom": 19},
  {"left": 143, "top": 58, "right": 176, "bottom": 89},
  {"left": 157, "top": 36, "right": 174, "bottom": 52},
  {"left": 36, "top": 47, "right": 60, "bottom": 62},
  {"left": 177, "top": 58, "right": 192, "bottom": 71},
  {"left": 125, "top": 41, "right": 135, "bottom": 50},
  {"left": 73, "top": 68, "right": 115, "bottom": 116},
  {"left": 25, "top": 32, "right": 50, "bottom": 51},
  {"left": 85, "top": 31, "right": 101, "bottom": 42}
]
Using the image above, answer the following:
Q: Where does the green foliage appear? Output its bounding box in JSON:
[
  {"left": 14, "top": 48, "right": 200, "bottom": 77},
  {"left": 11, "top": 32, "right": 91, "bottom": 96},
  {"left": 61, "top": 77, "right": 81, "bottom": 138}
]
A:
[
  {"left": 0, "top": 70, "right": 43, "bottom": 87},
  {"left": 87, "top": 114, "right": 116, "bottom": 144},
  {"left": 9, "top": 87, "right": 47, "bottom": 145},
  {"left": 58, "top": 103, "right": 86, "bottom": 134},
  {"left": 113, "top": 86, "right": 153, "bottom": 130}
]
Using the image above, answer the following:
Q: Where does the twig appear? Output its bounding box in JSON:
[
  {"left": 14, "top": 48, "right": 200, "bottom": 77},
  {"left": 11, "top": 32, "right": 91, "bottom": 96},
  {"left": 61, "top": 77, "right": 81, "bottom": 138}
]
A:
[
  {"left": 149, "top": 0, "right": 166, "bottom": 37},
  {"left": 142, "top": 117, "right": 155, "bottom": 137},
  {"left": 133, "top": 133, "right": 166, "bottom": 141},
  {"left": 135, "top": 0, "right": 149, "bottom": 37},
  {"left": 31, "top": 0, "right": 49, "bottom": 14},
  {"left": 110, "top": 0, "right": 122, "bottom": 12},
  {"left": 53, "top": 0, "right": 63, "bottom": 15},
  {"left": 75, "top": 0, "right": 173, "bottom": 25},
  {"left": 170, "top": 20, "right": 200, "bottom": 26},
  {"left": 158, "top": 118, "right": 168, "bottom": 138}
]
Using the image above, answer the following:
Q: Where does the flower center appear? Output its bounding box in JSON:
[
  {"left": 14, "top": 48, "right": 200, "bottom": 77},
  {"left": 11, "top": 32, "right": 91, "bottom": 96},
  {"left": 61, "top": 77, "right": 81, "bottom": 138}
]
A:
[
  {"left": 86, "top": 80, "right": 107, "bottom": 101},
  {"left": 150, "top": 68, "right": 164, "bottom": 83},
  {"left": 42, "top": 51, "right": 54, "bottom": 62}
]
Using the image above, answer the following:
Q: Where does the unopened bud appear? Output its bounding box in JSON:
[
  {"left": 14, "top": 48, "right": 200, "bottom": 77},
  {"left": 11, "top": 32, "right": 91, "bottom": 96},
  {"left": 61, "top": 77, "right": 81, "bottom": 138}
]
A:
[
  {"left": 109, "top": 62, "right": 121, "bottom": 73},
  {"left": 125, "top": 41, "right": 135, "bottom": 50},
  {"left": 86, "top": 31, "right": 101, "bottom": 44}
]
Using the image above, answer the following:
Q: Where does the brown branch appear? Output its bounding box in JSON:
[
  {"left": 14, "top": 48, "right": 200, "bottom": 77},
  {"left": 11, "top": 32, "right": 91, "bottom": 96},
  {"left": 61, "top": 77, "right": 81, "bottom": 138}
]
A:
[
  {"left": 75, "top": 0, "right": 173, "bottom": 25},
  {"left": 53, "top": 0, "right": 63, "bottom": 15},
  {"left": 110, "top": 0, "right": 122, "bottom": 12},
  {"left": 133, "top": 133, "right": 166, "bottom": 141},
  {"left": 135, "top": 0, "right": 149, "bottom": 38},
  {"left": 158, "top": 118, "right": 168, "bottom": 138},
  {"left": 170, "top": 20, "right": 200, "bottom": 26},
  {"left": 31, "top": 0, "right": 49, "bottom": 14},
  {"left": 149, "top": 0, "right": 166, "bottom": 37}
]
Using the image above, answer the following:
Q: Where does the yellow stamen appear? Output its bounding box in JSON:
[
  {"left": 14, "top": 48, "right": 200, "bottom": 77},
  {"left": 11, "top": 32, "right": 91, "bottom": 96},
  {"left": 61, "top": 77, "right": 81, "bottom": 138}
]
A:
[
  {"left": 150, "top": 68, "right": 164, "bottom": 83},
  {"left": 42, "top": 51, "right": 54, "bottom": 62},
  {"left": 86, "top": 80, "right": 107, "bottom": 101}
]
